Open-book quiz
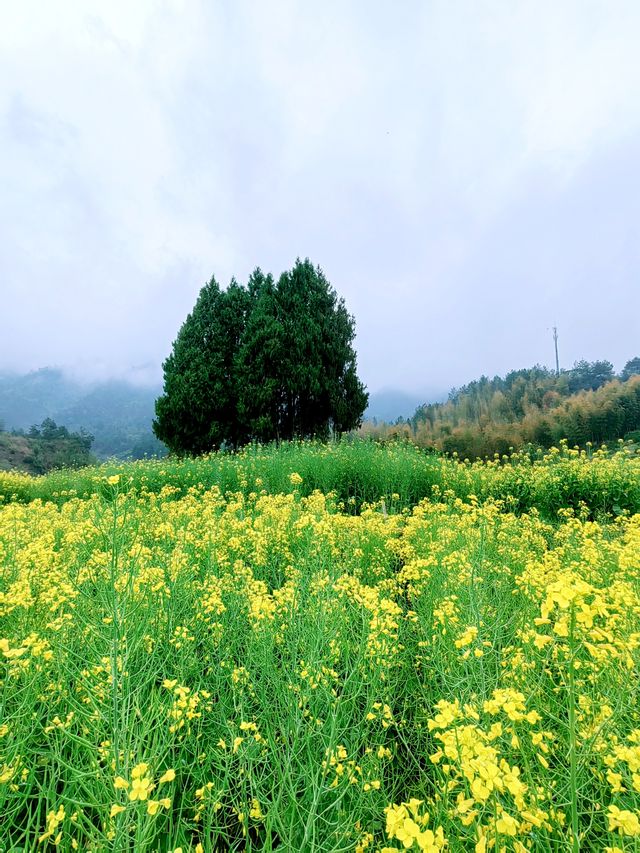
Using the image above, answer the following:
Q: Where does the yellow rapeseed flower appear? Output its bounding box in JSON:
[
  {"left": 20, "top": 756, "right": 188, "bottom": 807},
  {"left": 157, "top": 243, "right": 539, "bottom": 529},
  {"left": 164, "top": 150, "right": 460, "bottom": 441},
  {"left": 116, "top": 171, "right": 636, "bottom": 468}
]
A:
[
  {"left": 131, "top": 762, "right": 149, "bottom": 779},
  {"left": 608, "top": 805, "right": 640, "bottom": 836},
  {"left": 129, "top": 776, "right": 153, "bottom": 802},
  {"left": 159, "top": 768, "right": 176, "bottom": 784}
]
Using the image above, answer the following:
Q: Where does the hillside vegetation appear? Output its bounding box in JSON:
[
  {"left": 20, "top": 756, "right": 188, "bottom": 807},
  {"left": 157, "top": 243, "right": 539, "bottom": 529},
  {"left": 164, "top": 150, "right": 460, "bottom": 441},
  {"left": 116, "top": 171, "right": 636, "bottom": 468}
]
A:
[
  {"left": 363, "top": 359, "right": 640, "bottom": 458},
  {"left": 0, "top": 419, "right": 95, "bottom": 474},
  {"left": 0, "top": 441, "right": 639, "bottom": 850}
]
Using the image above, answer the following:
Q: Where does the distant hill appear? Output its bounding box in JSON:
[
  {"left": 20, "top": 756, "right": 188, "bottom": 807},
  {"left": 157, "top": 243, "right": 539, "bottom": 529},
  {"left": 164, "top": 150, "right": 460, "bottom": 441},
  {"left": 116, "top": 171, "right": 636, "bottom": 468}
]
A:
[
  {"left": 0, "top": 368, "right": 79, "bottom": 428},
  {"left": 0, "top": 369, "right": 166, "bottom": 460},
  {"left": 54, "top": 381, "right": 165, "bottom": 458},
  {"left": 365, "top": 388, "right": 446, "bottom": 423}
]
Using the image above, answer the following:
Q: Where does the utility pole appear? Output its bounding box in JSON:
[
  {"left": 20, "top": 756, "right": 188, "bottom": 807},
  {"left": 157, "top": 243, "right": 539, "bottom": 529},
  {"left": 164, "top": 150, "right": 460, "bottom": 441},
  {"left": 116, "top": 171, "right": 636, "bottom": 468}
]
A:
[{"left": 553, "top": 326, "right": 560, "bottom": 376}]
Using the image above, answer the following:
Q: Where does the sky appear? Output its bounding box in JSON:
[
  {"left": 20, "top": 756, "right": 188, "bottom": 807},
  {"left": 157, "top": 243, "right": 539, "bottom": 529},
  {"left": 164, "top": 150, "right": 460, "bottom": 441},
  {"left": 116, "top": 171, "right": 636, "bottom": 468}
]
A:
[{"left": 1, "top": 0, "right": 639, "bottom": 397}]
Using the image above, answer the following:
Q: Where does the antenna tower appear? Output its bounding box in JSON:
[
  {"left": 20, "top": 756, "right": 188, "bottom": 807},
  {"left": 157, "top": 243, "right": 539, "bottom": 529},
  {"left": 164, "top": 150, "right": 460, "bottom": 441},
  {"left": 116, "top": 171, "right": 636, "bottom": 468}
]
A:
[{"left": 553, "top": 326, "right": 560, "bottom": 376}]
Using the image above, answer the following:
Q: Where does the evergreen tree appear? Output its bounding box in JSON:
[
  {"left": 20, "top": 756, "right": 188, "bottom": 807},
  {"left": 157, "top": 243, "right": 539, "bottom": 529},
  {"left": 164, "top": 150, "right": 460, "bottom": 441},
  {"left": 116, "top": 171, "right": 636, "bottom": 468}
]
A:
[
  {"left": 154, "top": 260, "right": 368, "bottom": 454},
  {"left": 567, "top": 359, "right": 615, "bottom": 393},
  {"left": 237, "top": 260, "right": 368, "bottom": 442},
  {"left": 621, "top": 357, "right": 640, "bottom": 381},
  {"left": 153, "top": 276, "right": 249, "bottom": 454},
  {"left": 236, "top": 270, "right": 284, "bottom": 443}
]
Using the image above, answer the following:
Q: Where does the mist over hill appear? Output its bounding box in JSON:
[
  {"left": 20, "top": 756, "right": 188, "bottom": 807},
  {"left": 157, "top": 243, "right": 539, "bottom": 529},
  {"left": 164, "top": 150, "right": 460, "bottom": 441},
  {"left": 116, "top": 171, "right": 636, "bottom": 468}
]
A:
[
  {"left": 0, "top": 368, "right": 166, "bottom": 460},
  {"left": 365, "top": 388, "right": 447, "bottom": 423}
]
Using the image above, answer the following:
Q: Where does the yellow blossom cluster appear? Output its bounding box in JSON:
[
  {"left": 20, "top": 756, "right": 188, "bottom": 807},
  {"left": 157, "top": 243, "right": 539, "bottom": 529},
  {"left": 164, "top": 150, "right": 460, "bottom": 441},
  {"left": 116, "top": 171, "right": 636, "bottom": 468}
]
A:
[
  {"left": 0, "top": 452, "right": 639, "bottom": 849},
  {"left": 384, "top": 799, "right": 446, "bottom": 851}
]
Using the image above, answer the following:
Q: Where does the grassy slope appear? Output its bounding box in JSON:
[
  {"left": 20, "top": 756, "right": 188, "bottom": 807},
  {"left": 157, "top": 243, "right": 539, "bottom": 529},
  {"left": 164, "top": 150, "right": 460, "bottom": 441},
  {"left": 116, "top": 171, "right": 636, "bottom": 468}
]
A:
[
  {"left": 0, "top": 433, "right": 33, "bottom": 472},
  {"left": 1, "top": 438, "right": 640, "bottom": 520},
  {"left": 0, "top": 432, "right": 96, "bottom": 475}
]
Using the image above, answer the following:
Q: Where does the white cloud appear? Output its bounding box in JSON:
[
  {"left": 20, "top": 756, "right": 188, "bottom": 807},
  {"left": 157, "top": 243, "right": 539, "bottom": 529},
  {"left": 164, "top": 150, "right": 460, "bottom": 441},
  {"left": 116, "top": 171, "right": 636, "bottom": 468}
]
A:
[{"left": 1, "top": 0, "right": 639, "bottom": 389}]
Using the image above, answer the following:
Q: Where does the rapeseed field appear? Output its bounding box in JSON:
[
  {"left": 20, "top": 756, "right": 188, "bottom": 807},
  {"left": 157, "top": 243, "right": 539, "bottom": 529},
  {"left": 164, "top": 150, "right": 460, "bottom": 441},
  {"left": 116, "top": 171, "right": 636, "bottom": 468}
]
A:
[{"left": 0, "top": 442, "right": 639, "bottom": 851}]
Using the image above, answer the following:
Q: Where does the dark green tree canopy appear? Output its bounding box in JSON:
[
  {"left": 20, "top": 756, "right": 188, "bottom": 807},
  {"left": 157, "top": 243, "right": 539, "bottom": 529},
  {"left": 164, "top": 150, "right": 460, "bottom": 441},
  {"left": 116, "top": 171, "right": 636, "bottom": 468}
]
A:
[
  {"left": 153, "top": 259, "right": 368, "bottom": 454},
  {"left": 621, "top": 357, "right": 640, "bottom": 382},
  {"left": 567, "top": 359, "right": 615, "bottom": 394}
]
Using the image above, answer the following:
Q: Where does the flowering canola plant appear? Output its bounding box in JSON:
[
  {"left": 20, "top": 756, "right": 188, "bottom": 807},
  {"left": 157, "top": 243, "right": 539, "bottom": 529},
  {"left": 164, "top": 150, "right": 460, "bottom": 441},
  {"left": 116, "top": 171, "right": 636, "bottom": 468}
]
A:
[{"left": 0, "top": 444, "right": 639, "bottom": 850}]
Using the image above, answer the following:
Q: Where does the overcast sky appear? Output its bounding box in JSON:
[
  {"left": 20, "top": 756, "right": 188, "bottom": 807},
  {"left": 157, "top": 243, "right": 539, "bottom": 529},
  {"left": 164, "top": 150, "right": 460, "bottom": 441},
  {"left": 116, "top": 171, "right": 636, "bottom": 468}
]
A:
[{"left": 1, "top": 1, "right": 639, "bottom": 395}]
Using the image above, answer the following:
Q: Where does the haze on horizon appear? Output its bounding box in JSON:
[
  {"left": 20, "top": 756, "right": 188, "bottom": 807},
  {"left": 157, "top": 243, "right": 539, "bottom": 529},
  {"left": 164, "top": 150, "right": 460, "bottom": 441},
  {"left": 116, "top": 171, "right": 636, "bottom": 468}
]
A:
[{"left": 1, "top": 1, "right": 639, "bottom": 397}]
